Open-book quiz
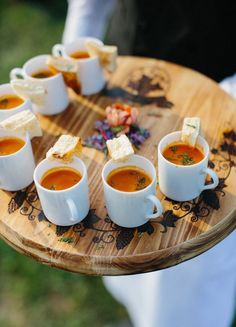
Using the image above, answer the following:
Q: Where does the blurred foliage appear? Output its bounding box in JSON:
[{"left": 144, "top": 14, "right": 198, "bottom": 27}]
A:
[
  {"left": 0, "top": 0, "right": 66, "bottom": 84},
  {"left": 0, "top": 241, "right": 127, "bottom": 327},
  {"left": 0, "top": 1, "right": 128, "bottom": 326}
]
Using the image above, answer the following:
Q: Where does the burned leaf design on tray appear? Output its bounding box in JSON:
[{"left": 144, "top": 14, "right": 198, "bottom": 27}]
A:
[
  {"left": 102, "top": 86, "right": 174, "bottom": 108},
  {"left": 137, "top": 221, "right": 154, "bottom": 235},
  {"left": 220, "top": 129, "right": 236, "bottom": 155},
  {"left": 38, "top": 211, "right": 47, "bottom": 222},
  {"left": 8, "top": 189, "right": 27, "bottom": 213},
  {"left": 158, "top": 210, "right": 179, "bottom": 233},
  {"left": 8, "top": 187, "right": 47, "bottom": 220},
  {"left": 73, "top": 213, "right": 120, "bottom": 244},
  {"left": 201, "top": 190, "right": 220, "bottom": 210},
  {"left": 215, "top": 178, "right": 227, "bottom": 193},
  {"left": 56, "top": 225, "right": 72, "bottom": 237},
  {"left": 116, "top": 229, "right": 135, "bottom": 250},
  {"left": 208, "top": 160, "right": 215, "bottom": 169},
  {"left": 223, "top": 130, "right": 236, "bottom": 141},
  {"left": 220, "top": 141, "right": 236, "bottom": 155},
  {"left": 211, "top": 148, "right": 218, "bottom": 154},
  {"left": 82, "top": 209, "right": 102, "bottom": 228},
  {"left": 127, "top": 74, "right": 163, "bottom": 97},
  {"left": 55, "top": 209, "right": 102, "bottom": 237},
  {"left": 102, "top": 66, "right": 174, "bottom": 108}
]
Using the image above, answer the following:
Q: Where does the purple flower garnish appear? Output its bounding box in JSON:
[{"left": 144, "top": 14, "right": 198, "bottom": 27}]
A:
[{"left": 84, "top": 119, "right": 150, "bottom": 153}]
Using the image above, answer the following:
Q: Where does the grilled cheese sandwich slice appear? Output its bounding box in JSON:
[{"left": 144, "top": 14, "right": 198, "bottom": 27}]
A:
[
  {"left": 0, "top": 110, "right": 42, "bottom": 139},
  {"left": 85, "top": 40, "right": 117, "bottom": 72},
  {"left": 181, "top": 117, "right": 201, "bottom": 147},
  {"left": 46, "top": 135, "right": 82, "bottom": 162},
  {"left": 106, "top": 134, "right": 134, "bottom": 162},
  {"left": 11, "top": 79, "right": 46, "bottom": 107},
  {"left": 47, "top": 56, "right": 78, "bottom": 73}
]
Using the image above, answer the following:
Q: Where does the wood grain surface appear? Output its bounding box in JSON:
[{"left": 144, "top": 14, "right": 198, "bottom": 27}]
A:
[{"left": 0, "top": 56, "right": 236, "bottom": 275}]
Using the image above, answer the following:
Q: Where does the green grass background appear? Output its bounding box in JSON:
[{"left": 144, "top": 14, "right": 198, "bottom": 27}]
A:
[{"left": 0, "top": 1, "right": 128, "bottom": 326}]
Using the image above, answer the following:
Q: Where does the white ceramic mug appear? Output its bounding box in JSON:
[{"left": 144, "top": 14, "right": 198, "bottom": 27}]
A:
[
  {"left": 0, "top": 83, "right": 32, "bottom": 122},
  {"left": 158, "top": 131, "right": 219, "bottom": 201},
  {"left": 10, "top": 55, "right": 69, "bottom": 115},
  {"left": 34, "top": 157, "right": 90, "bottom": 226},
  {"left": 52, "top": 37, "right": 106, "bottom": 95},
  {"left": 102, "top": 154, "right": 163, "bottom": 228},
  {"left": 0, "top": 130, "right": 35, "bottom": 191}
]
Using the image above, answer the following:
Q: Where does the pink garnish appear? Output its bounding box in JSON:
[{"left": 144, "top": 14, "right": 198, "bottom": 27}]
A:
[{"left": 105, "top": 103, "right": 138, "bottom": 132}]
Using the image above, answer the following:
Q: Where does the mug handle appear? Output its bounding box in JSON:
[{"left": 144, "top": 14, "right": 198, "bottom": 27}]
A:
[
  {"left": 52, "top": 44, "right": 65, "bottom": 57},
  {"left": 145, "top": 194, "right": 163, "bottom": 220},
  {"left": 200, "top": 167, "right": 219, "bottom": 191},
  {"left": 66, "top": 198, "right": 79, "bottom": 223},
  {"left": 10, "top": 68, "right": 25, "bottom": 80}
]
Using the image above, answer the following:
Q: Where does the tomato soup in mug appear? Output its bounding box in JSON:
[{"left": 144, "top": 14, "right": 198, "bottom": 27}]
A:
[
  {"left": 31, "top": 69, "right": 57, "bottom": 79},
  {"left": 162, "top": 142, "right": 204, "bottom": 166},
  {"left": 0, "top": 137, "right": 25, "bottom": 156},
  {"left": 70, "top": 51, "right": 90, "bottom": 60},
  {"left": 40, "top": 166, "right": 82, "bottom": 191},
  {"left": 0, "top": 95, "right": 24, "bottom": 110},
  {"left": 107, "top": 166, "right": 152, "bottom": 192}
]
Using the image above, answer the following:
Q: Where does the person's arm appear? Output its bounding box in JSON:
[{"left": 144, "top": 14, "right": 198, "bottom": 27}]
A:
[{"left": 62, "top": 0, "right": 116, "bottom": 44}]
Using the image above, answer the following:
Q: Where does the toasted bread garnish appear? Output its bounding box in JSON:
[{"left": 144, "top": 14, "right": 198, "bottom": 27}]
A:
[
  {"left": 0, "top": 109, "right": 42, "bottom": 139},
  {"left": 106, "top": 134, "right": 134, "bottom": 162},
  {"left": 46, "top": 134, "right": 82, "bottom": 162},
  {"left": 181, "top": 117, "right": 201, "bottom": 147},
  {"left": 85, "top": 40, "right": 117, "bottom": 72}
]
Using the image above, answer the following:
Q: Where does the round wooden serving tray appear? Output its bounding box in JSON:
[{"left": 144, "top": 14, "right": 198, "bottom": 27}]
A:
[{"left": 0, "top": 57, "right": 235, "bottom": 275}]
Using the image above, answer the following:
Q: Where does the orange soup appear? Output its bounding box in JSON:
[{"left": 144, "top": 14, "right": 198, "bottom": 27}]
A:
[
  {"left": 162, "top": 142, "right": 204, "bottom": 166},
  {"left": 70, "top": 51, "right": 90, "bottom": 60},
  {"left": 107, "top": 166, "right": 152, "bottom": 192},
  {"left": 0, "top": 137, "right": 25, "bottom": 156},
  {"left": 31, "top": 69, "right": 56, "bottom": 79},
  {"left": 0, "top": 95, "right": 24, "bottom": 110},
  {"left": 40, "top": 167, "right": 82, "bottom": 191}
]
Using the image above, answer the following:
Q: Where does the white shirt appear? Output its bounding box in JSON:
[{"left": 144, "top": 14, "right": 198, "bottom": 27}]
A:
[
  {"left": 63, "top": 3, "right": 236, "bottom": 326},
  {"left": 63, "top": 0, "right": 115, "bottom": 44}
]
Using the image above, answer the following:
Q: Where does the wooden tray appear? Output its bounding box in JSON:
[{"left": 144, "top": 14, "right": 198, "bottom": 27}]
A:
[{"left": 0, "top": 57, "right": 235, "bottom": 275}]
